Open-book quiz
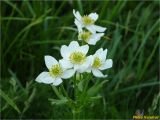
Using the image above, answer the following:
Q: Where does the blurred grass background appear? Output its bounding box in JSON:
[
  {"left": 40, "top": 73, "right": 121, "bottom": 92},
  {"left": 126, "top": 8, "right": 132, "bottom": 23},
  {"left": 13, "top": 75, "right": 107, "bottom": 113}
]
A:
[{"left": 1, "top": 0, "right": 159, "bottom": 119}]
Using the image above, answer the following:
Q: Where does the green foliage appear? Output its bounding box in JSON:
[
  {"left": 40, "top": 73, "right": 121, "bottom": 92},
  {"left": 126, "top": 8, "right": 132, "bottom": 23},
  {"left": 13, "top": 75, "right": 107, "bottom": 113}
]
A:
[
  {"left": 1, "top": 0, "right": 159, "bottom": 119},
  {"left": 87, "top": 80, "right": 108, "bottom": 96},
  {"left": 0, "top": 89, "right": 21, "bottom": 114}
]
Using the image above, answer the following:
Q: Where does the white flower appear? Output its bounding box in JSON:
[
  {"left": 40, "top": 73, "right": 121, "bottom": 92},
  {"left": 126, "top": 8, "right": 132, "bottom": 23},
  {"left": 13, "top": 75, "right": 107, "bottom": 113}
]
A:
[
  {"left": 78, "top": 30, "right": 104, "bottom": 45},
  {"left": 73, "top": 9, "right": 106, "bottom": 33},
  {"left": 87, "top": 48, "right": 113, "bottom": 78},
  {"left": 60, "top": 41, "right": 92, "bottom": 73},
  {"left": 36, "top": 56, "right": 75, "bottom": 86}
]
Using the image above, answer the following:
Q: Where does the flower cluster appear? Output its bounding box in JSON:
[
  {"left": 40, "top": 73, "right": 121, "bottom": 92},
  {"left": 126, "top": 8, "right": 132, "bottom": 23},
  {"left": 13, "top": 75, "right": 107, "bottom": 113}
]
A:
[
  {"left": 73, "top": 9, "right": 106, "bottom": 45},
  {"left": 36, "top": 10, "right": 113, "bottom": 86}
]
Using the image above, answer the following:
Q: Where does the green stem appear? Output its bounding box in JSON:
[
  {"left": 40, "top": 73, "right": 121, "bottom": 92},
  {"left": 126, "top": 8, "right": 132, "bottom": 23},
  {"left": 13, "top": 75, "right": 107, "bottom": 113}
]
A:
[
  {"left": 73, "top": 73, "right": 77, "bottom": 100},
  {"left": 51, "top": 85, "right": 64, "bottom": 99},
  {"left": 72, "top": 109, "right": 81, "bottom": 119},
  {"left": 72, "top": 109, "right": 76, "bottom": 119},
  {"left": 84, "top": 74, "right": 91, "bottom": 92},
  {"left": 60, "top": 84, "right": 69, "bottom": 99},
  {"left": 60, "top": 84, "right": 75, "bottom": 109},
  {"left": 72, "top": 73, "right": 79, "bottom": 119}
]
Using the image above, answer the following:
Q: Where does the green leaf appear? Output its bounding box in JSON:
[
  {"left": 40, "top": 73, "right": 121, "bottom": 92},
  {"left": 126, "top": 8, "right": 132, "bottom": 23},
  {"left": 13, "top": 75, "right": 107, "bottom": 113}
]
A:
[
  {"left": 22, "top": 88, "right": 36, "bottom": 114},
  {"left": 77, "top": 80, "right": 84, "bottom": 92},
  {"left": 90, "top": 95, "right": 102, "bottom": 101},
  {"left": 48, "top": 97, "right": 68, "bottom": 106},
  {"left": 111, "top": 80, "right": 160, "bottom": 95},
  {"left": 87, "top": 80, "right": 108, "bottom": 97},
  {"left": 3, "top": 0, "right": 24, "bottom": 17},
  {"left": 51, "top": 85, "right": 64, "bottom": 99},
  {"left": 0, "top": 89, "right": 21, "bottom": 113}
]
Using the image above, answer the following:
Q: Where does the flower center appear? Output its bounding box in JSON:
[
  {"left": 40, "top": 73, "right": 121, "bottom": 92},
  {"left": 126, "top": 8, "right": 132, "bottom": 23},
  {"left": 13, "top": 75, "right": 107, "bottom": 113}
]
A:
[
  {"left": 78, "top": 31, "right": 92, "bottom": 42},
  {"left": 82, "top": 15, "right": 95, "bottom": 25},
  {"left": 69, "top": 51, "right": 86, "bottom": 64},
  {"left": 92, "top": 57, "right": 102, "bottom": 68},
  {"left": 49, "top": 64, "right": 63, "bottom": 77}
]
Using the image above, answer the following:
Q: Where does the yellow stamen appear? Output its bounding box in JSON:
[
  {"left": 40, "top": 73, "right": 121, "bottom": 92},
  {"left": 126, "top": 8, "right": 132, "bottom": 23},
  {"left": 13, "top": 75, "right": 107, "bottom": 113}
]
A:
[
  {"left": 78, "top": 31, "right": 92, "bottom": 42},
  {"left": 49, "top": 64, "right": 63, "bottom": 77},
  {"left": 69, "top": 51, "right": 86, "bottom": 64},
  {"left": 82, "top": 15, "right": 95, "bottom": 25},
  {"left": 92, "top": 57, "right": 102, "bottom": 68}
]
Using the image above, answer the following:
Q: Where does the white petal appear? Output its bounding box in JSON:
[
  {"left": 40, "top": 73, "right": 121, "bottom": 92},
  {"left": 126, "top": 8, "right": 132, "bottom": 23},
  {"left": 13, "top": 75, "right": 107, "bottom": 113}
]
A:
[
  {"left": 74, "top": 64, "right": 87, "bottom": 73},
  {"left": 74, "top": 64, "right": 80, "bottom": 71},
  {"left": 92, "top": 33, "right": 104, "bottom": 41},
  {"left": 77, "top": 69, "right": 83, "bottom": 73},
  {"left": 69, "top": 41, "right": 79, "bottom": 50},
  {"left": 60, "top": 45, "right": 71, "bottom": 59},
  {"left": 59, "top": 59, "right": 73, "bottom": 69},
  {"left": 61, "top": 69, "right": 75, "bottom": 79},
  {"left": 88, "top": 33, "right": 104, "bottom": 45},
  {"left": 73, "top": 9, "right": 82, "bottom": 22},
  {"left": 45, "top": 56, "right": 58, "bottom": 69},
  {"left": 78, "top": 44, "right": 89, "bottom": 55},
  {"left": 86, "top": 25, "right": 96, "bottom": 33},
  {"left": 76, "top": 66, "right": 86, "bottom": 73},
  {"left": 86, "top": 67, "right": 92, "bottom": 73},
  {"left": 52, "top": 78, "right": 62, "bottom": 86},
  {"left": 94, "top": 48, "right": 107, "bottom": 62},
  {"left": 74, "top": 19, "right": 83, "bottom": 32},
  {"left": 92, "top": 25, "right": 106, "bottom": 32},
  {"left": 92, "top": 69, "right": 107, "bottom": 78},
  {"left": 101, "top": 49, "right": 108, "bottom": 62},
  {"left": 87, "top": 38, "right": 96, "bottom": 45},
  {"left": 76, "top": 55, "right": 93, "bottom": 73},
  {"left": 99, "top": 59, "right": 113, "bottom": 70},
  {"left": 36, "top": 72, "right": 54, "bottom": 84},
  {"left": 85, "top": 55, "right": 94, "bottom": 66},
  {"left": 95, "top": 48, "right": 103, "bottom": 56},
  {"left": 89, "top": 13, "right": 98, "bottom": 21}
]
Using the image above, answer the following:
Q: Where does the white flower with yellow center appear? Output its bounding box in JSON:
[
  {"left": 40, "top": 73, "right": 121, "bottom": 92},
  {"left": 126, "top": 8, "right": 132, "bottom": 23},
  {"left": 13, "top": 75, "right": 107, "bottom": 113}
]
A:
[
  {"left": 60, "top": 41, "right": 92, "bottom": 73},
  {"left": 73, "top": 9, "right": 106, "bottom": 33},
  {"left": 87, "top": 48, "right": 113, "bottom": 78},
  {"left": 78, "top": 30, "right": 104, "bottom": 45},
  {"left": 36, "top": 56, "right": 75, "bottom": 86}
]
